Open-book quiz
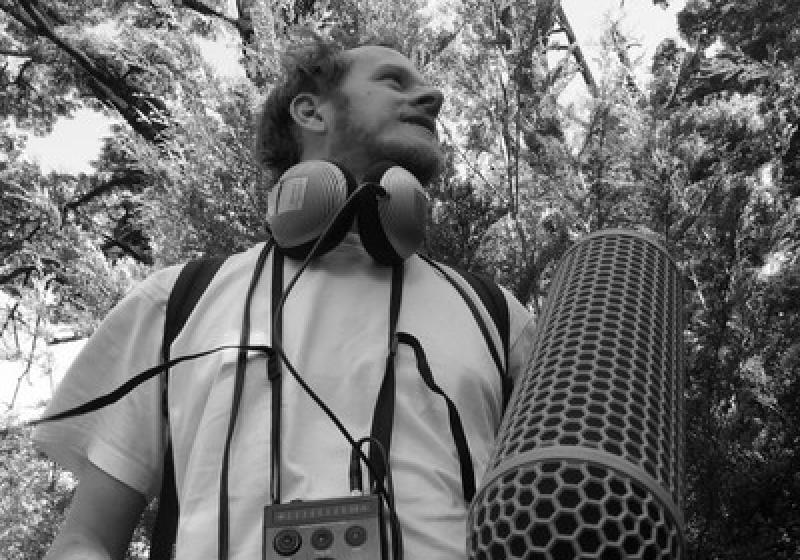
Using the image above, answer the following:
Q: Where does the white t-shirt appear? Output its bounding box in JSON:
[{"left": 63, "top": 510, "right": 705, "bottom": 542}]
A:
[{"left": 35, "top": 234, "right": 536, "bottom": 559}]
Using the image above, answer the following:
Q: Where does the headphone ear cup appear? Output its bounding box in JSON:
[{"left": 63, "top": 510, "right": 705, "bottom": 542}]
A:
[
  {"left": 358, "top": 165, "right": 429, "bottom": 265},
  {"left": 267, "top": 160, "right": 357, "bottom": 259}
]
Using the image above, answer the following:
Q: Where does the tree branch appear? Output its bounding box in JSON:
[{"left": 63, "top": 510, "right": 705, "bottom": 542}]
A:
[
  {"left": 428, "top": 25, "right": 466, "bottom": 63},
  {"left": 608, "top": 22, "right": 644, "bottom": 98},
  {"left": 0, "top": 266, "right": 37, "bottom": 286},
  {"left": 63, "top": 172, "right": 148, "bottom": 214},
  {"left": 17, "top": 1, "right": 125, "bottom": 104},
  {"left": 437, "top": 118, "right": 506, "bottom": 201},
  {"left": 578, "top": 103, "right": 610, "bottom": 161},
  {"left": 13, "top": 59, "right": 34, "bottom": 87},
  {"left": 555, "top": 4, "right": 598, "bottom": 97},
  {"left": 0, "top": 302, "right": 20, "bottom": 339},
  {"left": 12, "top": 1, "right": 169, "bottom": 142},
  {"left": 663, "top": 39, "right": 703, "bottom": 109},
  {"left": 181, "top": 0, "right": 234, "bottom": 22},
  {"left": 0, "top": 48, "right": 35, "bottom": 57},
  {"left": 7, "top": 314, "right": 41, "bottom": 411},
  {"left": 0, "top": 1, "right": 38, "bottom": 30},
  {"left": 100, "top": 233, "right": 151, "bottom": 263},
  {"left": 0, "top": 256, "right": 65, "bottom": 287},
  {"left": 48, "top": 333, "right": 86, "bottom": 345},
  {"left": 181, "top": 0, "right": 254, "bottom": 43}
]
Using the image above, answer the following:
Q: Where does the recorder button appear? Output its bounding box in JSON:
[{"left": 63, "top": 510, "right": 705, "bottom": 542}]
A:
[
  {"left": 273, "top": 528, "right": 302, "bottom": 556},
  {"left": 345, "top": 525, "right": 367, "bottom": 547},
  {"left": 311, "top": 527, "right": 334, "bottom": 550}
]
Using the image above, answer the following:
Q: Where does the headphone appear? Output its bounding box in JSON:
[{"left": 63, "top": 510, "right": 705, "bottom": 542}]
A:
[{"left": 266, "top": 160, "right": 429, "bottom": 265}]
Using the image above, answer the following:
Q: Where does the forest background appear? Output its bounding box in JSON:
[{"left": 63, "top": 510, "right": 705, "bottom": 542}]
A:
[{"left": 1, "top": 0, "right": 799, "bottom": 558}]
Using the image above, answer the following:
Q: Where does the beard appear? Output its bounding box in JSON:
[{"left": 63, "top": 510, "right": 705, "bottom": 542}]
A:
[
  {"left": 332, "top": 99, "right": 445, "bottom": 185},
  {"left": 367, "top": 134, "right": 445, "bottom": 185}
]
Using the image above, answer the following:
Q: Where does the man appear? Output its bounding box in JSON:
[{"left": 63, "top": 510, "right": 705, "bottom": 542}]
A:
[{"left": 36, "top": 35, "right": 536, "bottom": 559}]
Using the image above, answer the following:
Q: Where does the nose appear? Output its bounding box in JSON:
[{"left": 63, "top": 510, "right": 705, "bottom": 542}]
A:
[{"left": 414, "top": 86, "right": 444, "bottom": 118}]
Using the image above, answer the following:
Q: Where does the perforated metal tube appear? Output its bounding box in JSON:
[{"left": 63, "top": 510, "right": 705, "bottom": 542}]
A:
[{"left": 468, "top": 229, "right": 686, "bottom": 560}]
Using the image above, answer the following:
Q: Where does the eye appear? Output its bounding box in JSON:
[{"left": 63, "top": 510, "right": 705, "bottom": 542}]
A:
[{"left": 380, "top": 72, "right": 404, "bottom": 88}]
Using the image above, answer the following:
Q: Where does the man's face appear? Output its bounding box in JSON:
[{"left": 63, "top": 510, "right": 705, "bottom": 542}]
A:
[{"left": 326, "top": 46, "right": 445, "bottom": 185}]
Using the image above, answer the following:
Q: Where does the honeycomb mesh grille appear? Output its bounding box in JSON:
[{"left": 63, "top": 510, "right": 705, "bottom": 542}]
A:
[
  {"left": 469, "top": 459, "right": 685, "bottom": 560},
  {"left": 469, "top": 230, "right": 685, "bottom": 559}
]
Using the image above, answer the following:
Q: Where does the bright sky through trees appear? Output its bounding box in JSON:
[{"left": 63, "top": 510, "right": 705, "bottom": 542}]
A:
[{"left": 19, "top": 0, "right": 685, "bottom": 174}]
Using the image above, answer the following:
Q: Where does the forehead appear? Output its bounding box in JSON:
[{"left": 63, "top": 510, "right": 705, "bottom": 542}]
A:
[{"left": 342, "top": 46, "right": 421, "bottom": 78}]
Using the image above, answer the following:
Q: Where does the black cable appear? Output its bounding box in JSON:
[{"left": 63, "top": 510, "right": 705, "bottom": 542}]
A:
[
  {"left": 268, "top": 183, "right": 396, "bottom": 497},
  {"left": 219, "top": 241, "right": 271, "bottom": 560},
  {"left": 269, "top": 185, "right": 368, "bottom": 455},
  {"left": 26, "top": 344, "right": 271, "bottom": 427},
  {"left": 267, "top": 181, "right": 409, "bottom": 560},
  {"left": 353, "top": 436, "right": 404, "bottom": 560},
  {"left": 270, "top": 307, "right": 388, "bottom": 498}
]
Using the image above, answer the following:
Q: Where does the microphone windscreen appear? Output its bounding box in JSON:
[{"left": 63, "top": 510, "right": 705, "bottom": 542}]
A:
[
  {"left": 468, "top": 229, "right": 686, "bottom": 560},
  {"left": 267, "top": 161, "right": 353, "bottom": 248}
]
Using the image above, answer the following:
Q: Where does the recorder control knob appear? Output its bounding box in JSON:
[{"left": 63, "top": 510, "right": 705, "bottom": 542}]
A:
[
  {"left": 345, "top": 525, "right": 367, "bottom": 547},
  {"left": 273, "top": 528, "right": 302, "bottom": 556},
  {"left": 311, "top": 527, "right": 334, "bottom": 550}
]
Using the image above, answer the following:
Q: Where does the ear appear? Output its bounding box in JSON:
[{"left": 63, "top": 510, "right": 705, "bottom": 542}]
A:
[{"left": 289, "top": 93, "right": 328, "bottom": 134}]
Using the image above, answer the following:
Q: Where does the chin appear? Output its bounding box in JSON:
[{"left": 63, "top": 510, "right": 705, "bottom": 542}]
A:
[{"left": 376, "top": 139, "right": 444, "bottom": 185}]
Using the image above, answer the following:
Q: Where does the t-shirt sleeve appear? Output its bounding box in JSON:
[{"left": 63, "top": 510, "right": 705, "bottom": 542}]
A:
[{"left": 32, "top": 265, "right": 182, "bottom": 501}]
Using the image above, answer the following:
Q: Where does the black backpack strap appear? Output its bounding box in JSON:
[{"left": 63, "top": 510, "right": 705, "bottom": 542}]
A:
[
  {"left": 453, "top": 268, "right": 510, "bottom": 373},
  {"left": 150, "top": 256, "right": 227, "bottom": 560},
  {"left": 420, "top": 256, "right": 512, "bottom": 408},
  {"left": 451, "top": 267, "right": 512, "bottom": 409},
  {"left": 160, "top": 256, "right": 228, "bottom": 362}
]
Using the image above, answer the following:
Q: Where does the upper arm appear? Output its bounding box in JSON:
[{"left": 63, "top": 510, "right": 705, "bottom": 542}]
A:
[{"left": 46, "top": 461, "right": 148, "bottom": 560}]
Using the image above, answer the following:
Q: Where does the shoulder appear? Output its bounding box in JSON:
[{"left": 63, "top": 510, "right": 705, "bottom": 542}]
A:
[
  {"left": 409, "top": 255, "right": 532, "bottom": 328},
  {"left": 411, "top": 255, "right": 536, "bottom": 373},
  {"left": 143, "top": 242, "right": 270, "bottom": 303},
  {"left": 195, "top": 242, "right": 272, "bottom": 287},
  {"left": 124, "top": 263, "right": 184, "bottom": 308}
]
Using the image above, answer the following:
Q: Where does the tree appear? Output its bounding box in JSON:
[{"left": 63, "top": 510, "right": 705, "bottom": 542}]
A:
[
  {"left": 423, "top": 0, "right": 601, "bottom": 310},
  {"left": 633, "top": 1, "right": 800, "bottom": 557}
]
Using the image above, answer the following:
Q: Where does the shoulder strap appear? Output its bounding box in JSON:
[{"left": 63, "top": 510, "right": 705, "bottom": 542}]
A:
[
  {"left": 450, "top": 266, "right": 512, "bottom": 407},
  {"left": 161, "top": 256, "right": 228, "bottom": 361},
  {"left": 420, "top": 256, "right": 512, "bottom": 409},
  {"left": 150, "top": 256, "right": 227, "bottom": 560},
  {"left": 451, "top": 268, "right": 510, "bottom": 371}
]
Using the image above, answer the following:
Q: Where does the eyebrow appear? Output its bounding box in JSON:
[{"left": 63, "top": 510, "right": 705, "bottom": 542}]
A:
[{"left": 373, "top": 63, "right": 424, "bottom": 85}]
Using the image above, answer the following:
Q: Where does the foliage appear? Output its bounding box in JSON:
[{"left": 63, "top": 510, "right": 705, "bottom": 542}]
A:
[
  {"left": 423, "top": 0, "right": 593, "bottom": 309},
  {"left": 0, "top": 416, "right": 75, "bottom": 560},
  {"left": 0, "top": 414, "right": 156, "bottom": 559}
]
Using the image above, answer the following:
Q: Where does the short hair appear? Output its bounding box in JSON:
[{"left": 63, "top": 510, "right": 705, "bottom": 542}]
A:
[{"left": 253, "top": 31, "right": 403, "bottom": 180}]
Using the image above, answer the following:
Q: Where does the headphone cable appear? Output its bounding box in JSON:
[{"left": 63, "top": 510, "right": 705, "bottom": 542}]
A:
[{"left": 268, "top": 182, "right": 404, "bottom": 559}]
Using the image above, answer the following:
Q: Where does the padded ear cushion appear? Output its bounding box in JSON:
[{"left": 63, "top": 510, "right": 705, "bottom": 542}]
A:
[
  {"left": 358, "top": 163, "right": 429, "bottom": 265},
  {"left": 267, "top": 160, "right": 357, "bottom": 259}
]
